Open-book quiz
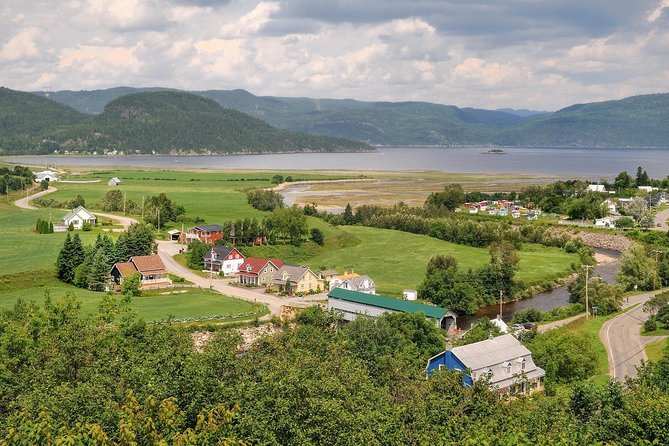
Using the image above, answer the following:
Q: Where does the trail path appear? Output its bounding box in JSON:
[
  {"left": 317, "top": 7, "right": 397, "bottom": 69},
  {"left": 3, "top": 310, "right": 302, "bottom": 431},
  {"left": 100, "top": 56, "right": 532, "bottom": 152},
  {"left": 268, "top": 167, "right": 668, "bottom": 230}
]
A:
[{"left": 14, "top": 186, "right": 57, "bottom": 209}]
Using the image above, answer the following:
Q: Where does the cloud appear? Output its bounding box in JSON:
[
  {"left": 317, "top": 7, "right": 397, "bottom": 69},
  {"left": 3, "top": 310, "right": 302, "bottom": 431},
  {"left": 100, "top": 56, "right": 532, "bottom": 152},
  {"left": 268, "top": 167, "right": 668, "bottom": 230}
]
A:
[
  {"left": 0, "top": 27, "right": 40, "bottom": 62},
  {"left": 0, "top": 0, "right": 668, "bottom": 110}
]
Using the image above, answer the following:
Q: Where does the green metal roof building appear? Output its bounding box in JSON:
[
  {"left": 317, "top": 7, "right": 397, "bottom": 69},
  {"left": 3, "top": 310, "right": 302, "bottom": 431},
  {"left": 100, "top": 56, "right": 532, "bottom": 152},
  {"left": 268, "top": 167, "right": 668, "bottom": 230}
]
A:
[{"left": 327, "top": 287, "right": 457, "bottom": 331}]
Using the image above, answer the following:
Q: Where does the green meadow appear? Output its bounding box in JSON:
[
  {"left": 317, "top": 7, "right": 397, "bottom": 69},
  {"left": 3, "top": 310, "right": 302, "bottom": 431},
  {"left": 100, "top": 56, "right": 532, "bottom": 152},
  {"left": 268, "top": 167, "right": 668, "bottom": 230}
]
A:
[{"left": 0, "top": 270, "right": 259, "bottom": 322}]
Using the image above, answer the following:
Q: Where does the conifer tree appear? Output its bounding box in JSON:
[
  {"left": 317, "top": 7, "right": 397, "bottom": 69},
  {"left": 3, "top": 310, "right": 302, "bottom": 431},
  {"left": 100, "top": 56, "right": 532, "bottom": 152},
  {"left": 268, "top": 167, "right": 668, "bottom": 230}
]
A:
[
  {"left": 88, "top": 248, "right": 111, "bottom": 291},
  {"left": 56, "top": 233, "right": 73, "bottom": 282}
]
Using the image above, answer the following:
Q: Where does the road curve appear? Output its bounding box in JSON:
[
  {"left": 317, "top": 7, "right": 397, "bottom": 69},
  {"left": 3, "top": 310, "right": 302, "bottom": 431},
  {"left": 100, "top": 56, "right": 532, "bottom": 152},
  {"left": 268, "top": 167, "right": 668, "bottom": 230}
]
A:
[
  {"left": 156, "top": 240, "right": 325, "bottom": 317},
  {"left": 600, "top": 289, "right": 669, "bottom": 380},
  {"left": 14, "top": 186, "right": 58, "bottom": 209},
  {"left": 654, "top": 207, "right": 669, "bottom": 232},
  {"left": 94, "top": 212, "right": 138, "bottom": 230}
]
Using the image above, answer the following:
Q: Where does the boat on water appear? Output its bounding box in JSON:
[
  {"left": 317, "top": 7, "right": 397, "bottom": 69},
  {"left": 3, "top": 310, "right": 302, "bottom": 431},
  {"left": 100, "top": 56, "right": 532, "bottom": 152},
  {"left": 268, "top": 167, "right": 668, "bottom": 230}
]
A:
[{"left": 484, "top": 148, "right": 507, "bottom": 154}]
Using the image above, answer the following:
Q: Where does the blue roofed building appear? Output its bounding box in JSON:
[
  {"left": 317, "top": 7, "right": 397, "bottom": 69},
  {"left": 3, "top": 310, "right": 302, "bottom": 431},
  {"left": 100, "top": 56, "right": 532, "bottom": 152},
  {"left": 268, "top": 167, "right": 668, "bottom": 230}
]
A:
[{"left": 426, "top": 334, "right": 545, "bottom": 395}]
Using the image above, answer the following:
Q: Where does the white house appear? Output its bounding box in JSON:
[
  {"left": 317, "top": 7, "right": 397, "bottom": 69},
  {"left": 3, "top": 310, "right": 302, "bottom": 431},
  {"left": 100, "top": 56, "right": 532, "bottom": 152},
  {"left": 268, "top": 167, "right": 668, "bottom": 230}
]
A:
[
  {"left": 595, "top": 217, "right": 616, "bottom": 228},
  {"left": 108, "top": 177, "right": 122, "bottom": 186},
  {"left": 34, "top": 170, "right": 59, "bottom": 183},
  {"left": 426, "top": 334, "right": 545, "bottom": 395},
  {"left": 490, "top": 315, "right": 509, "bottom": 333},
  {"left": 603, "top": 198, "right": 618, "bottom": 215},
  {"left": 587, "top": 184, "right": 606, "bottom": 193},
  {"left": 403, "top": 290, "right": 418, "bottom": 301},
  {"left": 203, "top": 246, "right": 245, "bottom": 275},
  {"left": 638, "top": 186, "right": 658, "bottom": 193},
  {"left": 333, "top": 275, "right": 376, "bottom": 294},
  {"left": 62, "top": 206, "right": 96, "bottom": 229}
]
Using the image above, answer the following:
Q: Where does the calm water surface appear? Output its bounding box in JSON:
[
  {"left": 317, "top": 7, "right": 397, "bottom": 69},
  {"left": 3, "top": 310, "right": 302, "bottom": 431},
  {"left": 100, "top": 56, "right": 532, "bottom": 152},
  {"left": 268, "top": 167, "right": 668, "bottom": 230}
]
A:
[{"left": 6, "top": 146, "right": 669, "bottom": 178}]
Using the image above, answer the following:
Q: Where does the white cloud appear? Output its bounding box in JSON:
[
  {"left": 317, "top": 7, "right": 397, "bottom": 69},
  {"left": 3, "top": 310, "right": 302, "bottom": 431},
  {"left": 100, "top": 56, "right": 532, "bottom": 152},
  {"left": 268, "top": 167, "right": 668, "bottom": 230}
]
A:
[
  {"left": 0, "top": 27, "right": 40, "bottom": 62},
  {"left": 647, "top": 0, "right": 669, "bottom": 22},
  {"left": 220, "top": 2, "right": 280, "bottom": 37}
]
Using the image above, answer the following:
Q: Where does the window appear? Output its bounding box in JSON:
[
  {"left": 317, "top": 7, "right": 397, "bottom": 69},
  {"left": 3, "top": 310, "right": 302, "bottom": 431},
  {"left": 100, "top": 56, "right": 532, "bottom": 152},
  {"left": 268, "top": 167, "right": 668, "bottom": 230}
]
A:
[
  {"left": 506, "top": 362, "right": 512, "bottom": 374},
  {"left": 521, "top": 358, "right": 526, "bottom": 370},
  {"left": 487, "top": 368, "right": 493, "bottom": 377}
]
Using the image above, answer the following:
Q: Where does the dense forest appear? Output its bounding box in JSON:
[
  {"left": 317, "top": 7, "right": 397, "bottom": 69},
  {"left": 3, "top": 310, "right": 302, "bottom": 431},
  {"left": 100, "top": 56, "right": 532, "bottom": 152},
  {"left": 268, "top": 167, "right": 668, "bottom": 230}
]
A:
[
  {"left": 2, "top": 296, "right": 669, "bottom": 445},
  {"left": 0, "top": 88, "right": 370, "bottom": 155},
  {"left": 40, "top": 87, "right": 669, "bottom": 147}
]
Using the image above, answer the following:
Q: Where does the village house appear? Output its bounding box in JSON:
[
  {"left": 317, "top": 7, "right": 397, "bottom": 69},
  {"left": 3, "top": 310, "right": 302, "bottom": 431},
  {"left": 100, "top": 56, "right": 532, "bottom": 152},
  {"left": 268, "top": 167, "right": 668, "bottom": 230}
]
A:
[
  {"left": 237, "top": 257, "right": 284, "bottom": 286},
  {"left": 586, "top": 184, "right": 606, "bottom": 193},
  {"left": 203, "top": 246, "right": 245, "bottom": 275},
  {"left": 108, "top": 177, "right": 122, "bottom": 186},
  {"left": 328, "top": 272, "right": 360, "bottom": 290},
  {"left": 272, "top": 264, "right": 323, "bottom": 295},
  {"left": 331, "top": 274, "right": 376, "bottom": 294},
  {"left": 603, "top": 198, "right": 618, "bottom": 215},
  {"left": 595, "top": 217, "right": 616, "bottom": 228},
  {"left": 110, "top": 255, "right": 171, "bottom": 289},
  {"left": 34, "top": 170, "right": 59, "bottom": 182},
  {"left": 319, "top": 269, "right": 339, "bottom": 284},
  {"left": 183, "top": 224, "right": 224, "bottom": 244},
  {"left": 328, "top": 287, "right": 457, "bottom": 330},
  {"left": 62, "top": 206, "right": 96, "bottom": 229},
  {"left": 426, "top": 334, "right": 545, "bottom": 395}
]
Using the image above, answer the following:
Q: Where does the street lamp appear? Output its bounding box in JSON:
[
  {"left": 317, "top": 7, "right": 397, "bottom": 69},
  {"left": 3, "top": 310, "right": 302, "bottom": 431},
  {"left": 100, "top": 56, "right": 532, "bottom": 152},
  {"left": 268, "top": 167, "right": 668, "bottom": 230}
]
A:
[{"left": 583, "top": 264, "right": 594, "bottom": 319}]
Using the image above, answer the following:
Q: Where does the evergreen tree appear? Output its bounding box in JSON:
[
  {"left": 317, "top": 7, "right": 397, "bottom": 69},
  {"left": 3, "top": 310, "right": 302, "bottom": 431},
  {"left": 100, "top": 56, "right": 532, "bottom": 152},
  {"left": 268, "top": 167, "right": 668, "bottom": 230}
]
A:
[
  {"left": 88, "top": 249, "right": 111, "bottom": 291},
  {"left": 116, "top": 223, "right": 155, "bottom": 261},
  {"left": 56, "top": 233, "right": 73, "bottom": 282},
  {"left": 343, "top": 203, "right": 354, "bottom": 225}
]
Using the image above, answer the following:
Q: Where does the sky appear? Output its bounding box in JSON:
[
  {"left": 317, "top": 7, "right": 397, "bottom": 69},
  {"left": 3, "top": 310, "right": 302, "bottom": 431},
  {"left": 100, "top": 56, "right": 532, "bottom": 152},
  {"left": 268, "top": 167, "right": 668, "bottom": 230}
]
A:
[{"left": 1, "top": 0, "right": 668, "bottom": 110}]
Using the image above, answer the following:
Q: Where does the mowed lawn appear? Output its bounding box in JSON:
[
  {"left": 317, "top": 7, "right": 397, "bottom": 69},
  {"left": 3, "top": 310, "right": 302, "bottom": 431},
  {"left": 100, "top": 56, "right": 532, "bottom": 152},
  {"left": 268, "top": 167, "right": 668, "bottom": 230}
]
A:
[
  {"left": 0, "top": 271, "right": 259, "bottom": 322},
  {"left": 305, "top": 226, "right": 579, "bottom": 296}
]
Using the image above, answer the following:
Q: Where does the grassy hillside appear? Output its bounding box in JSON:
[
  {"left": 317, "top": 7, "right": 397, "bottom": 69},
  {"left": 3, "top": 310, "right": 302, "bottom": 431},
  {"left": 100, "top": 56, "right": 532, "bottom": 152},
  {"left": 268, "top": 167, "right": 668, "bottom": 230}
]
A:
[{"left": 1, "top": 89, "right": 370, "bottom": 154}]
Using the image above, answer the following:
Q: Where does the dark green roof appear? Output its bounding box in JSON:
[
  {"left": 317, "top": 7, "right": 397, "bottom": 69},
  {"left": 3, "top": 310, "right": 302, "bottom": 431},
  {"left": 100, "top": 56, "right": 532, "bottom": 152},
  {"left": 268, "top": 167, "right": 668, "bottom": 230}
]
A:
[{"left": 328, "top": 287, "right": 448, "bottom": 319}]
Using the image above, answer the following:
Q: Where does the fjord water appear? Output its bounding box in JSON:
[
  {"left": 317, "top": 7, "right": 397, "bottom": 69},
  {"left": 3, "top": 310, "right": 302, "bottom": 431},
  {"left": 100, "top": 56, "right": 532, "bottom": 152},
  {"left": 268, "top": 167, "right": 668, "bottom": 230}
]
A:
[{"left": 7, "top": 146, "right": 669, "bottom": 177}]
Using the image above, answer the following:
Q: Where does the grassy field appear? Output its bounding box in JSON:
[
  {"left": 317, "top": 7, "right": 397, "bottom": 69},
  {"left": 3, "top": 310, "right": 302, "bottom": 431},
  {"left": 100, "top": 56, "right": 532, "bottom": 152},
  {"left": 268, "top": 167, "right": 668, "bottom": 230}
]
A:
[
  {"left": 645, "top": 338, "right": 668, "bottom": 362},
  {"left": 244, "top": 225, "right": 578, "bottom": 296},
  {"left": 0, "top": 270, "right": 259, "bottom": 322},
  {"left": 0, "top": 202, "right": 112, "bottom": 275}
]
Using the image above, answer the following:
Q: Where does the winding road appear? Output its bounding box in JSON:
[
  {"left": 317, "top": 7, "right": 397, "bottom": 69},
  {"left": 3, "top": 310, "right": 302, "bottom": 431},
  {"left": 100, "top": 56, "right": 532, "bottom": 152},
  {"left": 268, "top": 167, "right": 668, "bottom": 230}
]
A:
[
  {"left": 600, "top": 289, "right": 669, "bottom": 380},
  {"left": 14, "top": 186, "right": 58, "bottom": 209},
  {"left": 654, "top": 207, "right": 669, "bottom": 232}
]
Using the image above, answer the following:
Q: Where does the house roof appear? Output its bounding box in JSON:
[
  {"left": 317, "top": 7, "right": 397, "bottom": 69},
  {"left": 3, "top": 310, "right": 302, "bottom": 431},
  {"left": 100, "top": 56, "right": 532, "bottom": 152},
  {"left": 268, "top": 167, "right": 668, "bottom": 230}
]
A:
[
  {"left": 114, "top": 261, "right": 138, "bottom": 277},
  {"left": 238, "top": 257, "right": 282, "bottom": 275},
  {"left": 130, "top": 255, "right": 167, "bottom": 274},
  {"left": 192, "top": 224, "right": 223, "bottom": 232},
  {"left": 451, "top": 334, "right": 532, "bottom": 371},
  {"left": 328, "top": 287, "right": 448, "bottom": 319},
  {"left": 204, "top": 246, "right": 238, "bottom": 261},
  {"left": 62, "top": 206, "right": 96, "bottom": 222},
  {"left": 272, "top": 264, "right": 313, "bottom": 284},
  {"left": 337, "top": 272, "right": 360, "bottom": 281},
  {"left": 320, "top": 269, "right": 338, "bottom": 276},
  {"left": 341, "top": 275, "right": 375, "bottom": 290}
]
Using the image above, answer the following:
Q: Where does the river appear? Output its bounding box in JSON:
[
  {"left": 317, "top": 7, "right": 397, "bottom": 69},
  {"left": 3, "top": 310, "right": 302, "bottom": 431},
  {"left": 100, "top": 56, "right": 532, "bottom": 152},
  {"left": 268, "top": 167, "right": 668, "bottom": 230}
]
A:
[
  {"left": 6, "top": 146, "right": 669, "bottom": 178},
  {"left": 458, "top": 248, "right": 621, "bottom": 329}
]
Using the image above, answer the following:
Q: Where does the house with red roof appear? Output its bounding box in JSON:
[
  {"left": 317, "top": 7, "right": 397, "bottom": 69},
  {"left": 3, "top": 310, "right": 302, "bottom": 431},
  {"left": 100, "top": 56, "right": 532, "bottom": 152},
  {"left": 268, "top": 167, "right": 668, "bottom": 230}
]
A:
[
  {"left": 110, "top": 255, "right": 172, "bottom": 289},
  {"left": 237, "top": 257, "right": 284, "bottom": 286}
]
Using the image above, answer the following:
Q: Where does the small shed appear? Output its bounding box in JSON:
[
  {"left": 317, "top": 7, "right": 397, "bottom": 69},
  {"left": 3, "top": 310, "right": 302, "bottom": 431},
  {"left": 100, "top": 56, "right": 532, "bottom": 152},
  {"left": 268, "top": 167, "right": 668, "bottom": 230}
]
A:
[
  {"left": 403, "top": 290, "right": 417, "bottom": 301},
  {"left": 167, "top": 229, "right": 182, "bottom": 241},
  {"left": 108, "top": 177, "right": 122, "bottom": 186}
]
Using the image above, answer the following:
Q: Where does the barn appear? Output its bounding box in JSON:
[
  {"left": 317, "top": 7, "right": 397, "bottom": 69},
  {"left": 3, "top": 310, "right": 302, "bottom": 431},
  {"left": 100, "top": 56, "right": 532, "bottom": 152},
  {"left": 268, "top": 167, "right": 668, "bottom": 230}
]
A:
[{"left": 327, "top": 287, "right": 457, "bottom": 331}]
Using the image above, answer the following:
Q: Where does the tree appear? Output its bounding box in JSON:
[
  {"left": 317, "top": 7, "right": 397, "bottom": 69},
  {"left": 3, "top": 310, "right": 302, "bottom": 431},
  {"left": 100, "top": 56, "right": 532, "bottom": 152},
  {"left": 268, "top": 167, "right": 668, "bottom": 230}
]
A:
[
  {"left": 343, "top": 203, "right": 355, "bottom": 224},
  {"left": 115, "top": 223, "right": 155, "bottom": 261},
  {"left": 186, "top": 240, "right": 209, "bottom": 270},
  {"left": 613, "top": 171, "right": 633, "bottom": 189},
  {"left": 265, "top": 206, "right": 308, "bottom": 244},
  {"left": 69, "top": 194, "right": 86, "bottom": 208},
  {"left": 310, "top": 228, "right": 325, "bottom": 246},
  {"left": 88, "top": 248, "right": 112, "bottom": 291},
  {"left": 247, "top": 189, "right": 284, "bottom": 211},
  {"left": 56, "top": 233, "right": 85, "bottom": 284},
  {"left": 624, "top": 197, "right": 650, "bottom": 221},
  {"left": 271, "top": 174, "right": 284, "bottom": 184},
  {"left": 568, "top": 271, "right": 623, "bottom": 315},
  {"left": 617, "top": 244, "right": 656, "bottom": 291},
  {"left": 425, "top": 183, "right": 465, "bottom": 212},
  {"left": 100, "top": 189, "right": 124, "bottom": 212},
  {"left": 121, "top": 272, "right": 141, "bottom": 296},
  {"left": 526, "top": 330, "right": 598, "bottom": 384},
  {"left": 144, "top": 193, "right": 185, "bottom": 227}
]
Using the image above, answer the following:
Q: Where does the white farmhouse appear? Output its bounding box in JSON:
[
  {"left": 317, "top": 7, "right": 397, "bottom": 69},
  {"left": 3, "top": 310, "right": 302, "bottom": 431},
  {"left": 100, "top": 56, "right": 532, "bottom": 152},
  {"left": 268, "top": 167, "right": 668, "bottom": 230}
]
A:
[
  {"left": 34, "top": 170, "right": 59, "bottom": 183},
  {"left": 62, "top": 206, "right": 96, "bottom": 229},
  {"left": 587, "top": 184, "right": 606, "bottom": 193}
]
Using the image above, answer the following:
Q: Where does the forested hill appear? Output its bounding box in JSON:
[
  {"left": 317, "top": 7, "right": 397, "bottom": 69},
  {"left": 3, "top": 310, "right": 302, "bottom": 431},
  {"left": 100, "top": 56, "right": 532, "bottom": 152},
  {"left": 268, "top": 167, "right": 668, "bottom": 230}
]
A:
[
  {"left": 496, "top": 93, "right": 669, "bottom": 147},
  {"left": 39, "top": 87, "right": 669, "bottom": 147},
  {"left": 0, "top": 88, "right": 370, "bottom": 155}
]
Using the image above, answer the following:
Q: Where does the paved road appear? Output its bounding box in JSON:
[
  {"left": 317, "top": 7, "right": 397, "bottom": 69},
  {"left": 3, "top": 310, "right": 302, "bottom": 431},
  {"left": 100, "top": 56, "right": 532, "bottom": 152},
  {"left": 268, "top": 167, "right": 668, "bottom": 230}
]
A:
[
  {"left": 653, "top": 207, "right": 669, "bottom": 232},
  {"left": 14, "top": 186, "right": 57, "bottom": 209},
  {"left": 600, "top": 289, "right": 669, "bottom": 380},
  {"left": 94, "top": 212, "right": 138, "bottom": 230},
  {"left": 157, "top": 240, "right": 326, "bottom": 317}
]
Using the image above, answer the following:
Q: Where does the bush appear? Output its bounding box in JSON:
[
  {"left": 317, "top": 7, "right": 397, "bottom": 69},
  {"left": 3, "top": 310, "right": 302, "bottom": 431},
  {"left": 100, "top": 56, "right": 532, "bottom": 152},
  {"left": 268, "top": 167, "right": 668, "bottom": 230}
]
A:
[
  {"left": 644, "top": 318, "right": 657, "bottom": 332},
  {"left": 511, "top": 308, "right": 544, "bottom": 324},
  {"left": 310, "top": 228, "right": 325, "bottom": 246},
  {"left": 82, "top": 222, "right": 92, "bottom": 231}
]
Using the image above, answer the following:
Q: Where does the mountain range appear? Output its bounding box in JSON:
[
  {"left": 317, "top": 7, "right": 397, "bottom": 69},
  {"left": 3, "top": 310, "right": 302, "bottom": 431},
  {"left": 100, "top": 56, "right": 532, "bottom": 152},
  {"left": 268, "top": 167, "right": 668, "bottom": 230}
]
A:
[
  {"left": 0, "top": 87, "right": 369, "bottom": 155},
  {"left": 1, "top": 86, "right": 668, "bottom": 155},
  {"left": 41, "top": 87, "right": 669, "bottom": 148}
]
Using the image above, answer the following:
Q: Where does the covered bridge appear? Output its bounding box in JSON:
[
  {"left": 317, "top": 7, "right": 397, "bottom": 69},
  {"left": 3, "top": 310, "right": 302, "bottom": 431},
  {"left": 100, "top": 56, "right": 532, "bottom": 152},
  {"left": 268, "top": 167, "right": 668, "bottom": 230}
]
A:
[{"left": 327, "top": 287, "right": 457, "bottom": 331}]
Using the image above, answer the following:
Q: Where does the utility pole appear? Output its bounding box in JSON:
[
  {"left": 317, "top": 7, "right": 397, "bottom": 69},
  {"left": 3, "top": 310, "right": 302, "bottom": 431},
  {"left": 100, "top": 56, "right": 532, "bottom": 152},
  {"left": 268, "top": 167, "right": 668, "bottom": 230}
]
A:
[
  {"left": 583, "top": 264, "right": 594, "bottom": 319},
  {"left": 157, "top": 208, "right": 160, "bottom": 231},
  {"left": 141, "top": 196, "right": 145, "bottom": 220},
  {"left": 499, "top": 290, "right": 503, "bottom": 319},
  {"left": 653, "top": 250, "right": 665, "bottom": 290},
  {"left": 123, "top": 191, "right": 126, "bottom": 214}
]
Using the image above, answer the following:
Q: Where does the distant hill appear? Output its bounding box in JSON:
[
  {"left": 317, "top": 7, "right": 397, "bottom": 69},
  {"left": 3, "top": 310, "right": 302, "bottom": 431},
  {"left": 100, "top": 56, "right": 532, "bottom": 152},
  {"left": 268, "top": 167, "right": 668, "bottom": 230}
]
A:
[
  {"left": 497, "top": 94, "right": 669, "bottom": 147},
  {"left": 0, "top": 89, "right": 369, "bottom": 155},
  {"left": 25, "top": 88, "right": 669, "bottom": 148}
]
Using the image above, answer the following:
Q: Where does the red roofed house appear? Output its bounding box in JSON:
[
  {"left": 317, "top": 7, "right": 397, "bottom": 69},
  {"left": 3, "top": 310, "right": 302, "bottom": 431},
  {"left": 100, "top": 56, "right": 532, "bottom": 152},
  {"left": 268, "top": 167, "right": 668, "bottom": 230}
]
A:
[
  {"left": 182, "top": 224, "right": 224, "bottom": 244},
  {"left": 110, "top": 255, "right": 172, "bottom": 289},
  {"left": 237, "top": 258, "right": 284, "bottom": 286}
]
